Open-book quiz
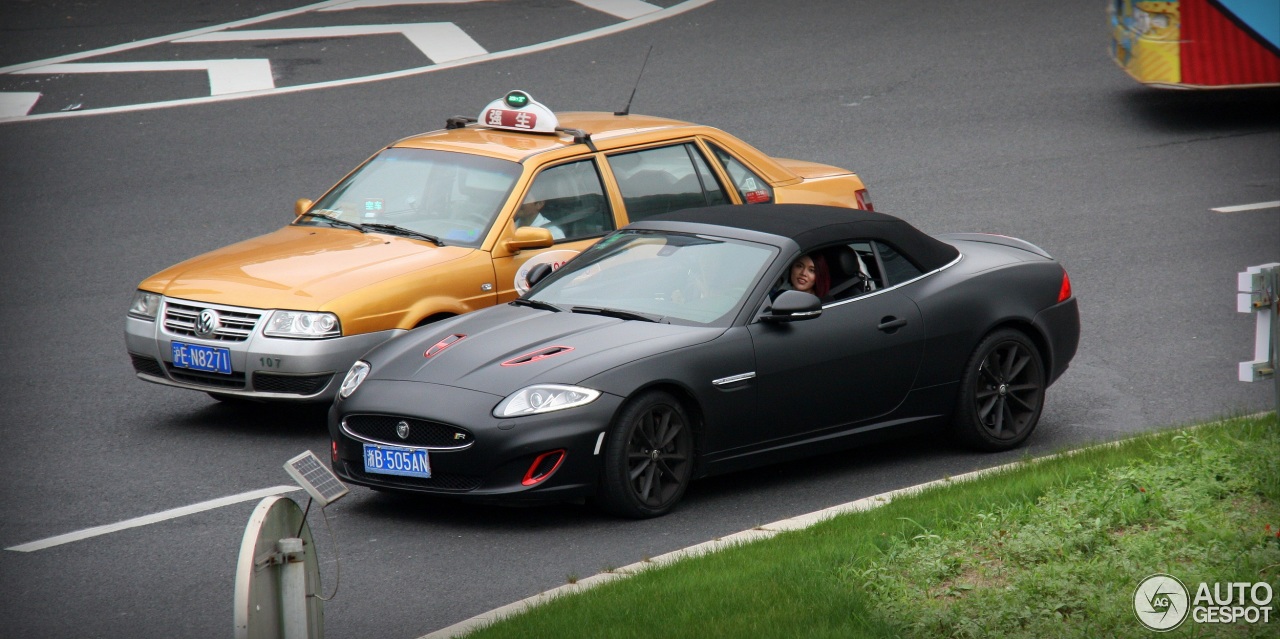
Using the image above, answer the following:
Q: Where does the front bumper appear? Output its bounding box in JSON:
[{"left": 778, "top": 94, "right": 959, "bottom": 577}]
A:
[
  {"left": 125, "top": 297, "right": 402, "bottom": 402},
  {"left": 329, "top": 379, "right": 625, "bottom": 503}
]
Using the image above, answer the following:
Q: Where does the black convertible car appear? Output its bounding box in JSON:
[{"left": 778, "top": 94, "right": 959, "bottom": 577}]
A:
[{"left": 328, "top": 204, "right": 1079, "bottom": 518}]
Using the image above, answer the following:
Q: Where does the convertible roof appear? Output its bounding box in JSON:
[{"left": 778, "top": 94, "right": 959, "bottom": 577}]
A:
[{"left": 645, "top": 204, "right": 961, "bottom": 272}]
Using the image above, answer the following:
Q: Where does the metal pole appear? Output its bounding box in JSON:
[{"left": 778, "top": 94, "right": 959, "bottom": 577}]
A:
[
  {"left": 278, "top": 537, "right": 309, "bottom": 639},
  {"left": 1270, "top": 266, "right": 1280, "bottom": 417}
]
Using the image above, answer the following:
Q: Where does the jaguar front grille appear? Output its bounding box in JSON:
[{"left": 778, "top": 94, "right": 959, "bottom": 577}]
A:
[{"left": 343, "top": 415, "right": 474, "bottom": 449}]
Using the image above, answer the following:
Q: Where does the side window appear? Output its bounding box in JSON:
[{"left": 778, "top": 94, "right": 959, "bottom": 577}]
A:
[
  {"left": 608, "top": 144, "right": 724, "bottom": 222},
  {"left": 708, "top": 143, "right": 773, "bottom": 204},
  {"left": 517, "top": 160, "right": 612, "bottom": 242},
  {"left": 818, "top": 241, "right": 882, "bottom": 301},
  {"left": 873, "top": 241, "right": 923, "bottom": 286}
]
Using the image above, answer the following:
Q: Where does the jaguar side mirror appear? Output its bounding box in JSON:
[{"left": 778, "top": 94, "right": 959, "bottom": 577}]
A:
[{"left": 763, "top": 290, "right": 822, "bottom": 322}]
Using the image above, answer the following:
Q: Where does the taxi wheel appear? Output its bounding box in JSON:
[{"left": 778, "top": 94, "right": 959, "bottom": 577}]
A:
[
  {"left": 599, "top": 391, "right": 694, "bottom": 519},
  {"left": 953, "top": 329, "right": 1045, "bottom": 451}
]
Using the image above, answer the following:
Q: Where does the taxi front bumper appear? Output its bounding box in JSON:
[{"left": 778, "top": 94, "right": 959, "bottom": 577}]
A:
[{"left": 124, "top": 297, "right": 403, "bottom": 402}]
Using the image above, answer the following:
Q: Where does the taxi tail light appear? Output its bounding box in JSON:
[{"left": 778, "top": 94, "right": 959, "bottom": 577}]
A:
[
  {"left": 1057, "top": 267, "right": 1073, "bottom": 303},
  {"left": 331, "top": 440, "right": 339, "bottom": 463},
  {"left": 855, "top": 188, "right": 874, "bottom": 211},
  {"left": 521, "top": 450, "right": 566, "bottom": 486}
]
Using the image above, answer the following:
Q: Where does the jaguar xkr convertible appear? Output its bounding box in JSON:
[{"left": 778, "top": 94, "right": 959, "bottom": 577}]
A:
[{"left": 328, "top": 204, "right": 1079, "bottom": 518}]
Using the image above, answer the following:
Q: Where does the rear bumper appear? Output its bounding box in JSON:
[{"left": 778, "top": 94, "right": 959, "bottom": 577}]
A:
[{"left": 1033, "top": 296, "right": 1080, "bottom": 386}]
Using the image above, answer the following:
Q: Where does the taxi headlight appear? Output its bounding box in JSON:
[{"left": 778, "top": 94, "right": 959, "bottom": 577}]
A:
[
  {"left": 128, "top": 291, "right": 162, "bottom": 320},
  {"left": 494, "top": 384, "right": 601, "bottom": 418},
  {"left": 338, "top": 361, "right": 370, "bottom": 399},
  {"left": 264, "top": 310, "right": 341, "bottom": 339}
]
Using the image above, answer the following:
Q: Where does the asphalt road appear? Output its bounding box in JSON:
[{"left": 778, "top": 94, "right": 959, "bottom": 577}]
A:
[{"left": 1, "top": 1, "right": 1277, "bottom": 638}]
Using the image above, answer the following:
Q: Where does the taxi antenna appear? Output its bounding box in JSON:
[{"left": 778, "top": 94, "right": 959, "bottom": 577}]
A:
[{"left": 615, "top": 45, "right": 653, "bottom": 116}]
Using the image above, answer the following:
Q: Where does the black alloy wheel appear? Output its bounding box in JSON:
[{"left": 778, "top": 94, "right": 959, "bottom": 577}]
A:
[
  {"left": 953, "top": 329, "right": 1045, "bottom": 451},
  {"left": 599, "top": 391, "right": 694, "bottom": 518}
]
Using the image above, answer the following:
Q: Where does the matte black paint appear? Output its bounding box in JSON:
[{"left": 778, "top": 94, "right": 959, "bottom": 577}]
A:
[{"left": 328, "top": 206, "right": 1080, "bottom": 507}]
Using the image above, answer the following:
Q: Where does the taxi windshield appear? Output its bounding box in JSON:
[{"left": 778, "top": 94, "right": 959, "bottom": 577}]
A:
[
  {"left": 528, "top": 230, "right": 778, "bottom": 327},
  {"left": 297, "top": 148, "right": 521, "bottom": 248}
]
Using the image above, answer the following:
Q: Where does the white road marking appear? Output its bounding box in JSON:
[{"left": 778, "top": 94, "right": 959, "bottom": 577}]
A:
[
  {"left": 0, "top": 0, "right": 716, "bottom": 123},
  {"left": 0, "top": 0, "right": 350, "bottom": 75},
  {"left": 571, "top": 0, "right": 662, "bottom": 19},
  {"left": 322, "top": 0, "right": 492, "bottom": 10},
  {"left": 1211, "top": 200, "right": 1280, "bottom": 213},
  {"left": 5, "top": 485, "right": 301, "bottom": 553},
  {"left": 0, "top": 92, "right": 40, "bottom": 118},
  {"left": 179, "top": 23, "right": 487, "bottom": 64},
  {"left": 13, "top": 60, "right": 276, "bottom": 95}
]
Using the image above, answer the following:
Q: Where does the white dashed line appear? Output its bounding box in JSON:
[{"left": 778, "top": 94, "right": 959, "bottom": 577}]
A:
[
  {"left": 5, "top": 485, "right": 301, "bottom": 553},
  {"left": 1211, "top": 201, "right": 1280, "bottom": 213},
  {"left": 14, "top": 60, "right": 277, "bottom": 95},
  {"left": 571, "top": 0, "right": 663, "bottom": 20},
  {"left": 178, "top": 23, "right": 488, "bottom": 64},
  {"left": 0, "top": 92, "right": 40, "bottom": 119}
]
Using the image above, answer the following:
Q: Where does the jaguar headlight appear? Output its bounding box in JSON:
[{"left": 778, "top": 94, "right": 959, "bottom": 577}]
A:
[
  {"left": 493, "top": 384, "right": 601, "bottom": 418},
  {"left": 338, "top": 361, "right": 370, "bottom": 399},
  {"left": 264, "top": 310, "right": 341, "bottom": 339},
  {"left": 127, "top": 291, "right": 162, "bottom": 320}
]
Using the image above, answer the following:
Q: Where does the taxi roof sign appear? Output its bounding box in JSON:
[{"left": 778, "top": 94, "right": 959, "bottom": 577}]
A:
[{"left": 478, "top": 90, "right": 559, "bottom": 134}]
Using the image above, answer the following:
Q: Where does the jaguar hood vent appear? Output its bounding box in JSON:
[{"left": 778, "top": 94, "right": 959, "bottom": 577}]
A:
[{"left": 502, "top": 346, "right": 574, "bottom": 367}]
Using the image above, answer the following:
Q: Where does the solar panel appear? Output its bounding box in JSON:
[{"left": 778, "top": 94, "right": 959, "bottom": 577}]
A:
[{"left": 284, "top": 450, "right": 349, "bottom": 506}]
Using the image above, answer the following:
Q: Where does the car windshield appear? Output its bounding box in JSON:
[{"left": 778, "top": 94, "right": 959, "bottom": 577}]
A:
[
  {"left": 296, "top": 148, "right": 521, "bottom": 248},
  {"left": 528, "top": 230, "right": 778, "bottom": 326}
]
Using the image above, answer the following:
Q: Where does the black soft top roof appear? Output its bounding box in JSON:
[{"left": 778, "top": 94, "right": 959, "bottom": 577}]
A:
[{"left": 644, "top": 204, "right": 960, "bottom": 272}]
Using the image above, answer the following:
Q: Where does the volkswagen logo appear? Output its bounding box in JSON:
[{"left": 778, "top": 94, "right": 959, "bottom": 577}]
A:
[
  {"left": 195, "top": 309, "right": 220, "bottom": 339},
  {"left": 395, "top": 420, "right": 411, "bottom": 440}
]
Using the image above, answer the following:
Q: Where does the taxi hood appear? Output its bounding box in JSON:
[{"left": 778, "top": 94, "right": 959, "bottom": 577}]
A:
[
  {"left": 139, "top": 226, "right": 471, "bottom": 310},
  {"left": 362, "top": 303, "right": 722, "bottom": 396}
]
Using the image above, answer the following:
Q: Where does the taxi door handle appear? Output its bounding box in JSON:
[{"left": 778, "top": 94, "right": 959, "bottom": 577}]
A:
[{"left": 878, "top": 317, "right": 908, "bottom": 332}]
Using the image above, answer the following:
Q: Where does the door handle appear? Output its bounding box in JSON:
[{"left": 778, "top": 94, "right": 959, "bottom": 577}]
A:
[{"left": 878, "top": 316, "right": 908, "bottom": 332}]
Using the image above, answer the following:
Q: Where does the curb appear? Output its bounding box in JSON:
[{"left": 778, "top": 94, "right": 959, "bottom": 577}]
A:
[{"left": 418, "top": 459, "right": 1022, "bottom": 639}]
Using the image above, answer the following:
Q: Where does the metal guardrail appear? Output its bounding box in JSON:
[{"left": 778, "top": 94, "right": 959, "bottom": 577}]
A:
[{"left": 1238, "top": 263, "right": 1280, "bottom": 415}]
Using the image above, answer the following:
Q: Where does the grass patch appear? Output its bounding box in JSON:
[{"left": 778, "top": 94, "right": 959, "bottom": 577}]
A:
[{"left": 462, "top": 415, "right": 1280, "bottom": 638}]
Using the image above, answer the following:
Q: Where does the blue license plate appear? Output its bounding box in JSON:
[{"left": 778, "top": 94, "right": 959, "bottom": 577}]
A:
[
  {"left": 171, "top": 341, "right": 232, "bottom": 375},
  {"left": 363, "top": 444, "right": 432, "bottom": 479}
]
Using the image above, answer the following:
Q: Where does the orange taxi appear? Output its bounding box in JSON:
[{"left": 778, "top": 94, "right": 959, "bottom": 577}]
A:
[{"left": 124, "top": 91, "right": 874, "bottom": 402}]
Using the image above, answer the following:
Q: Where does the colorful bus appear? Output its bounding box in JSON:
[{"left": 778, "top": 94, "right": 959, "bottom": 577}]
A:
[{"left": 1110, "top": 0, "right": 1280, "bottom": 88}]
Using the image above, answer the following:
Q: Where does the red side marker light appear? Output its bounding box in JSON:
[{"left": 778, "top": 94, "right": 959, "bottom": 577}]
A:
[
  {"left": 425, "top": 334, "right": 465, "bottom": 358},
  {"left": 522, "top": 449, "right": 566, "bottom": 486},
  {"left": 1058, "top": 268, "right": 1073, "bottom": 303}
]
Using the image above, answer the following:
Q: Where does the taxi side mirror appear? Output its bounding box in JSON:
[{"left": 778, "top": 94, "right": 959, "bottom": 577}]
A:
[
  {"left": 505, "top": 226, "right": 555, "bottom": 252},
  {"left": 762, "top": 290, "right": 822, "bottom": 323},
  {"left": 294, "top": 198, "right": 313, "bottom": 218}
]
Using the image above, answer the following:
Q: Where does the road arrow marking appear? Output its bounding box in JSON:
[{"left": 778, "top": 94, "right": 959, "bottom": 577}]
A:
[
  {"left": 13, "top": 60, "right": 276, "bottom": 95},
  {"left": 177, "top": 23, "right": 487, "bottom": 64}
]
